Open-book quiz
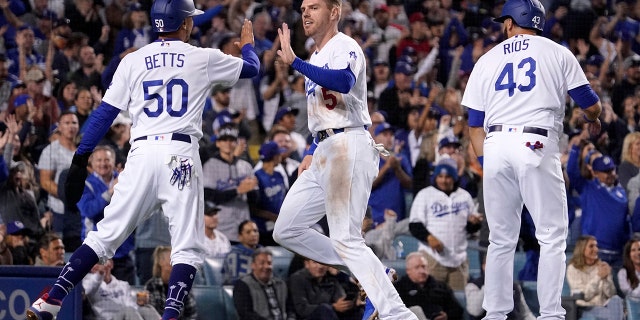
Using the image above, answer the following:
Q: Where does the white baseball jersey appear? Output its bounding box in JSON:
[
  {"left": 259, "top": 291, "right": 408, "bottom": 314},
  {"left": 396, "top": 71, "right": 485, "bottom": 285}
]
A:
[
  {"left": 103, "top": 39, "right": 243, "bottom": 140},
  {"left": 409, "top": 186, "right": 475, "bottom": 267},
  {"left": 462, "top": 33, "right": 583, "bottom": 318},
  {"left": 274, "top": 32, "right": 418, "bottom": 320},
  {"left": 305, "top": 32, "right": 371, "bottom": 133},
  {"left": 462, "top": 34, "right": 588, "bottom": 136},
  {"left": 84, "top": 39, "right": 245, "bottom": 271}
]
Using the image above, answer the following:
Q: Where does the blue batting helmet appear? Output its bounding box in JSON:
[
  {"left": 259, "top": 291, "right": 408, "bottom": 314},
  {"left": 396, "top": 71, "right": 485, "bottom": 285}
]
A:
[
  {"left": 494, "top": 0, "right": 545, "bottom": 33},
  {"left": 150, "top": 0, "right": 204, "bottom": 33}
]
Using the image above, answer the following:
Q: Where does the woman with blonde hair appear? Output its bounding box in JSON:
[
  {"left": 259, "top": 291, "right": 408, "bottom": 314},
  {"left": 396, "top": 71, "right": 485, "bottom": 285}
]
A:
[
  {"left": 145, "top": 246, "right": 198, "bottom": 319},
  {"left": 566, "top": 235, "right": 623, "bottom": 319},
  {"left": 618, "top": 132, "right": 640, "bottom": 189}
]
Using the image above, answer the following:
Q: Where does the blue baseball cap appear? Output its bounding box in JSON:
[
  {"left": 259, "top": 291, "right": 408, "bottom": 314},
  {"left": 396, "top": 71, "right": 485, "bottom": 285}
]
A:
[
  {"left": 273, "top": 107, "right": 299, "bottom": 124},
  {"left": 6, "top": 220, "right": 26, "bottom": 235},
  {"left": 592, "top": 155, "right": 616, "bottom": 172},
  {"left": 586, "top": 55, "right": 605, "bottom": 67},
  {"left": 13, "top": 94, "right": 31, "bottom": 108},
  {"left": 216, "top": 123, "right": 239, "bottom": 140},
  {"left": 433, "top": 157, "right": 458, "bottom": 181},
  {"left": 212, "top": 110, "right": 240, "bottom": 132},
  {"left": 259, "top": 141, "right": 287, "bottom": 161},
  {"left": 438, "top": 136, "right": 461, "bottom": 150},
  {"left": 374, "top": 122, "right": 394, "bottom": 136},
  {"left": 394, "top": 61, "right": 415, "bottom": 75}
]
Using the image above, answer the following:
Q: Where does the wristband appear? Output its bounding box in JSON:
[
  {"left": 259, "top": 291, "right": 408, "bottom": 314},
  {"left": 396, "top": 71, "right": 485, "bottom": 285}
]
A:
[
  {"left": 583, "top": 114, "right": 596, "bottom": 123},
  {"left": 477, "top": 156, "right": 483, "bottom": 167}
]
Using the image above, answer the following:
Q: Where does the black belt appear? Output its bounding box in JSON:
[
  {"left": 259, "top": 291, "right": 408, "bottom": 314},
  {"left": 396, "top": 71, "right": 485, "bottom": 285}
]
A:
[
  {"left": 488, "top": 125, "right": 548, "bottom": 137},
  {"left": 317, "top": 128, "right": 345, "bottom": 142},
  {"left": 315, "top": 126, "right": 367, "bottom": 143},
  {"left": 133, "top": 133, "right": 191, "bottom": 143}
]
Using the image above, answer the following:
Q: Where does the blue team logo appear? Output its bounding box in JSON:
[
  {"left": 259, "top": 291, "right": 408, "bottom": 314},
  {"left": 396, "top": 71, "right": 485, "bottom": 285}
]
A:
[
  {"left": 349, "top": 51, "right": 357, "bottom": 60},
  {"left": 305, "top": 64, "right": 330, "bottom": 97}
]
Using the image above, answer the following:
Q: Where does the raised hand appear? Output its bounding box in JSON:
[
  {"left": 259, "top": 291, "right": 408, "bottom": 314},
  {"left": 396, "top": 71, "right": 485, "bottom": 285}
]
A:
[
  {"left": 235, "top": 19, "right": 254, "bottom": 49},
  {"left": 277, "top": 23, "right": 297, "bottom": 65}
]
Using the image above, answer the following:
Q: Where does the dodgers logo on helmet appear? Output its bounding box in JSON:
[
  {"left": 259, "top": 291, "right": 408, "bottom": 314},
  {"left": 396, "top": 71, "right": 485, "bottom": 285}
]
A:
[
  {"left": 150, "top": 0, "right": 204, "bottom": 33},
  {"left": 494, "top": 0, "right": 546, "bottom": 33}
]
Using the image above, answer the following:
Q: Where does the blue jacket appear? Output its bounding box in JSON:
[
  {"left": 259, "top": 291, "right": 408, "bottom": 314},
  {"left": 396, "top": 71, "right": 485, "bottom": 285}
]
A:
[
  {"left": 567, "top": 145, "right": 629, "bottom": 252},
  {"left": 77, "top": 171, "right": 134, "bottom": 259}
]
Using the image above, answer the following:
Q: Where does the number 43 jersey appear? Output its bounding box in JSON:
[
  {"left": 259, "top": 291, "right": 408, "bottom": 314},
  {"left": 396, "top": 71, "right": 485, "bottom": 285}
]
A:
[
  {"left": 461, "top": 34, "right": 588, "bottom": 136},
  {"left": 102, "top": 39, "right": 243, "bottom": 141}
]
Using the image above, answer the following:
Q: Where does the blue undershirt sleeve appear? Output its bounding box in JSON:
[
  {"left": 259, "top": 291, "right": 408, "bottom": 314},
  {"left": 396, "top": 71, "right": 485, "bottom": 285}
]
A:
[
  {"left": 193, "top": 5, "right": 224, "bottom": 27},
  {"left": 76, "top": 102, "right": 121, "bottom": 155},
  {"left": 239, "top": 44, "right": 260, "bottom": 79},
  {"left": 467, "top": 108, "right": 485, "bottom": 127},
  {"left": 291, "top": 57, "right": 355, "bottom": 93},
  {"left": 568, "top": 84, "right": 600, "bottom": 109}
]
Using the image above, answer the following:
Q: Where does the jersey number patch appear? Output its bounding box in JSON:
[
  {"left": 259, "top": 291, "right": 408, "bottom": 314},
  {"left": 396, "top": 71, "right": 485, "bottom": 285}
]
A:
[
  {"left": 494, "top": 57, "right": 537, "bottom": 97},
  {"left": 143, "top": 79, "right": 189, "bottom": 117},
  {"left": 321, "top": 88, "right": 337, "bottom": 110}
]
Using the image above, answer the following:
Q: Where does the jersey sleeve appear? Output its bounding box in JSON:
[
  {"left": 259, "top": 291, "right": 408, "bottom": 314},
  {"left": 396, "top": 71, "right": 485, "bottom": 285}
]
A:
[
  {"left": 206, "top": 49, "right": 243, "bottom": 88},
  {"left": 101, "top": 57, "right": 131, "bottom": 110},
  {"left": 561, "top": 46, "right": 589, "bottom": 91},
  {"left": 460, "top": 59, "right": 486, "bottom": 112},
  {"left": 331, "top": 37, "right": 363, "bottom": 77}
]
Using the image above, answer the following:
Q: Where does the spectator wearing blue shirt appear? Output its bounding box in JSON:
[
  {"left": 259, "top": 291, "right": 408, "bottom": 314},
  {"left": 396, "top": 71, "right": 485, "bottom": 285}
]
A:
[
  {"left": 567, "top": 152, "right": 629, "bottom": 269},
  {"left": 222, "top": 220, "right": 262, "bottom": 285},
  {"left": 368, "top": 122, "right": 412, "bottom": 225},
  {"left": 253, "top": 141, "right": 287, "bottom": 246}
]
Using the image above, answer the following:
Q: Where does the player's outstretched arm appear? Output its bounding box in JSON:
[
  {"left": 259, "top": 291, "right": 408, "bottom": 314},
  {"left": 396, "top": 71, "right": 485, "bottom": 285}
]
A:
[{"left": 65, "top": 103, "right": 120, "bottom": 209}]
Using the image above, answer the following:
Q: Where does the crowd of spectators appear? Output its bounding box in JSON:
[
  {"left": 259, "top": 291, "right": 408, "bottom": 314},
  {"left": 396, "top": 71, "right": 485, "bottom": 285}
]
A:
[{"left": 5, "top": 0, "right": 640, "bottom": 317}]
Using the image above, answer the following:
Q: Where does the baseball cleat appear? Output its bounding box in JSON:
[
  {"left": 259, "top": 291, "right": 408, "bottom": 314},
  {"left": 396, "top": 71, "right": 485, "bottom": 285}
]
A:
[
  {"left": 26, "top": 293, "right": 61, "bottom": 320},
  {"left": 360, "top": 267, "right": 398, "bottom": 320}
]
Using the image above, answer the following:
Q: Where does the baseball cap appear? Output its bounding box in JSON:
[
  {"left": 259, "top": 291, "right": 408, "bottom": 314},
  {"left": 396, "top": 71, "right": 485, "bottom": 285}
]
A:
[
  {"left": 438, "top": 136, "right": 461, "bottom": 150},
  {"left": 259, "top": 141, "right": 287, "bottom": 161},
  {"left": 592, "top": 155, "right": 616, "bottom": 172},
  {"left": 433, "top": 157, "right": 458, "bottom": 181},
  {"left": 6, "top": 221, "right": 27, "bottom": 235},
  {"left": 402, "top": 46, "right": 417, "bottom": 57},
  {"left": 128, "top": 2, "right": 144, "bottom": 11},
  {"left": 217, "top": 123, "right": 239, "bottom": 140},
  {"left": 36, "top": 9, "right": 57, "bottom": 20},
  {"left": 396, "top": 55, "right": 415, "bottom": 66},
  {"left": 394, "top": 61, "right": 415, "bottom": 75},
  {"left": 53, "top": 18, "right": 70, "bottom": 28},
  {"left": 373, "top": 59, "right": 389, "bottom": 67},
  {"left": 204, "top": 201, "right": 221, "bottom": 216},
  {"left": 273, "top": 107, "right": 299, "bottom": 124},
  {"left": 374, "top": 122, "right": 394, "bottom": 136},
  {"left": 373, "top": 4, "right": 389, "bottom": 13},
  {"left": 624, "top": 55, "right": 640, "bottom": 69},
  {"left": 212, "top": 110, "right": 240, "bottom": 132},
  {"left": 409, "top": 12, "right": 425, "bottom": 24},
  {"left": 24, "top": 68, "right": 45, "bottom": 82},
  {"left": 111, "top": 113, "right": 132, "bottom": 127},
  {"left": 586, "top": 55, "right": 605, "bottom": 67},
  {"left": 211, "top": 84, "right": 231, "bottom": 95},
  {"left": 13, "top": 94, "right": 31, "bottom": 108}
]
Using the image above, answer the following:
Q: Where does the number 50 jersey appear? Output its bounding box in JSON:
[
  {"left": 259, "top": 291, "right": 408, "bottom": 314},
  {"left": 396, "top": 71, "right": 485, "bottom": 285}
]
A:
[
  {"left": 461, "top": 34, "right": 588, "bottom": 138},
  {"left": 102, "top": 39, "right": 243, "bottom": 140}
]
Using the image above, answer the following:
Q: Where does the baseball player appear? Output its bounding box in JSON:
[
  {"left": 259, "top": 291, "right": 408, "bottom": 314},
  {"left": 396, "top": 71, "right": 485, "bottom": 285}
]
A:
[
  {"left": 272, "top": 0, "right": 417, "bottom": 319},
  {"left": 26, "top": 0, "right": 260, "bottom": 319},
  {"left": 462, "top": 0, "right": 602, "bottom": 318}
]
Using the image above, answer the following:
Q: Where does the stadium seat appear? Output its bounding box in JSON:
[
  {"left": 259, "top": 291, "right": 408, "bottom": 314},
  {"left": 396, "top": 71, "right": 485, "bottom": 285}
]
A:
[
  {"left": 513, "top": 251, "right": 527, "bottom": 276},
  {"left": 467, "top": 246, "right": 482, "bottom": 279},
  {"left": 202, "top": 257, "right": 225, "bottom": 285},
  {"left": 191, "top": 285, "right": 238, "bottom": 320},
  {"left": 393, "top": 234, "right": 420, "bottom": 257},
  {"left": 627, "top": 297, "right": 640, "bottom": 320},
  {"left": 272, "top": 256, "right": 293, "bottom": 279},
  {"left": 380, "top": 259, "right": 407, "bottom": 278},
  {"left": 265, "top": 246, "right": 295, "bottom": 259}
]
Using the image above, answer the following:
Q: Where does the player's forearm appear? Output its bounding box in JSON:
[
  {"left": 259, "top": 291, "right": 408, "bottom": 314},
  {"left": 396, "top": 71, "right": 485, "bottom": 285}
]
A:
[
  {"left": 239, "top": 44, "right": 259, "bottom": 79},
  {"left": 583, "top": 102, "right": 602, "bottom": 122},
  {"left": 468, "top": 127, "right": 485, "bottom": 157}
]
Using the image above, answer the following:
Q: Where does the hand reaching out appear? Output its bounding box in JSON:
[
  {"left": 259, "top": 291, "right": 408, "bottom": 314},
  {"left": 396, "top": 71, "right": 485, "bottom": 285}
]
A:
[
  {"left": 234, "top": 19, "right": 254, "bottom": 49},
  {"left": 277, "top": 23, "right": 297, "bottom": 65}
]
